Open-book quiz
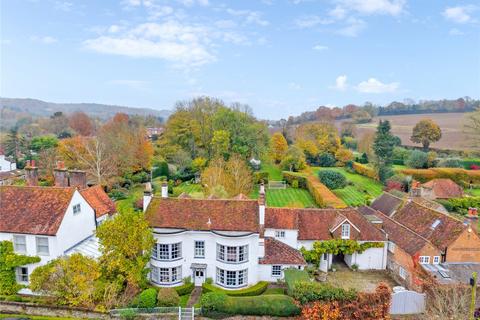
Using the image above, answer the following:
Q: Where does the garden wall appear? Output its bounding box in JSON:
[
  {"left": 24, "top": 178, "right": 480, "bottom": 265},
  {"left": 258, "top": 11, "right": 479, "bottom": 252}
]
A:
[{"left": 0, "top": 301, "right": 110, "bottom": 319}]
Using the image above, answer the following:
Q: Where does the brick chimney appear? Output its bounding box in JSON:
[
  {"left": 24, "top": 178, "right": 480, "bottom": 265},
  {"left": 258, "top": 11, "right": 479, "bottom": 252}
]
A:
[
  {"left": 143, "top": 182, "right": 153, "bottom": 212},
  {"left": 53, "top": 161, "right": 69, "bottom": 187},
  {"left": 161, "top": 181, "right": 168, "bottom": 198},
  {"left": 25, "top": 160, "right": 39, "bottom": 186},
  {"left": 69, "top": 170, "right": 87, "bottom": 189},
  {"left": 258, "top": 189, "right": 266, "bottom": 226}
]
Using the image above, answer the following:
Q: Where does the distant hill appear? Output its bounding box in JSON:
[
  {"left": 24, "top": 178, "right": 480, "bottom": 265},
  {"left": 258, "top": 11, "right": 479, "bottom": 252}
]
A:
[{"left": 0, "top": 97, "right": 172, "bottom": 121}]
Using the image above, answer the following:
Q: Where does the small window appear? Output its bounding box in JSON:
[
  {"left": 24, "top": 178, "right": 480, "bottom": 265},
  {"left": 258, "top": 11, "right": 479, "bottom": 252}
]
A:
[
  {"left": 16, "top": 267, "right": 28, "bottom": 282},
  {"left": 433, "top": 256, "right": 440, "bottom": 264},
  {"left": 194, "top": 241, "right": 205, "bottom": 258},
  {"left": 36, "top": 237, "right": 49, "bottom": 255},
  {"left": 13, "top": 235, "right": 26, "bottom": 253},
  {"left": 341, "top": 224, "right": 350, "bottom": 239},
  {"left": 399, "top": 266, "right": 407, "bottom": 280},
  {"left": 73, "top": 203, "right": 81, "bottom": 214},
  {"left": 419, "top": 256, "right": 430, "bottom": 264},
  {"left": 275, "top": 230, "right": 285, "bottom": 238},
  {"left": 388, "top": 241, "right": 396, "bottom": 253},
  {"left": 272, "top": 265, "right": 282, "bottom": 277}
]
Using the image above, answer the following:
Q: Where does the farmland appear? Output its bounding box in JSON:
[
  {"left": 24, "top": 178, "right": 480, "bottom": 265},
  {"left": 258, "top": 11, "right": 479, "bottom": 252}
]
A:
[
  {"left": 338, "top": 112, "right": 477, "bottom": 151},
  {"left": 312, "top": 167, "right": 384, "bottom": 206}
]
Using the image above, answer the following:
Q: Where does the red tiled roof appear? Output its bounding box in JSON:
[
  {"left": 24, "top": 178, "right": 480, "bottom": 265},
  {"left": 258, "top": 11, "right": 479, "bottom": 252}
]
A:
[
  {"left": 370, "top": 192, "right": 405, "bottom": 216},
  {"left": 265, "top": 208, "right": 299, "bottom": 229},
  {"left": 392, "top": 201, "right": 467, "bottom": 249},
  {"left": 422, "top": 179, "right": 464, "bottom": 199},
  {"left": 145, "top": 197, "right": 259, "bottom": 233},
  {"left": 79, "top": 185, "right": 116, "bottom": 218},
  {"left": 0, "top": 186, "right": 75, "bottom": 235},
  {"left": 259, "top": 237, "right": 306, "bottom": 265}
]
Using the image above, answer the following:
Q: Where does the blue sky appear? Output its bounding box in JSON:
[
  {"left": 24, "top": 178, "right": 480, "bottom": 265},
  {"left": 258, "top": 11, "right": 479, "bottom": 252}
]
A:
[{"left": 1, "top": 0, "right": 479, "bottom": 119}]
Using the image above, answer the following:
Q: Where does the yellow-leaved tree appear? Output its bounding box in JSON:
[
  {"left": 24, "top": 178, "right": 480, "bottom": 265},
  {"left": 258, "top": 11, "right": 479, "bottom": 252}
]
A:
[{"left": 270, "top": 132, "right": 288, "bottom": 163}]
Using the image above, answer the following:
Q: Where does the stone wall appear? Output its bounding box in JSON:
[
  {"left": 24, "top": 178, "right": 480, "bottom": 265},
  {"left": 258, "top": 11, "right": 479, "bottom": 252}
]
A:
[{"left": 0, "top": 301, "right": 109, "bottom": 319}]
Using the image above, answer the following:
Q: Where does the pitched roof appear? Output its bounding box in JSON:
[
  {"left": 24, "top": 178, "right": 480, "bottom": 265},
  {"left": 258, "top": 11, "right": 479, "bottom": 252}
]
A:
[
  {"left": 391, "top": 201, "right": 467, "bottom": 249},
  {"left": 145, "top": 197, "right": 259, "bottom": 233},
  {"left": 79, "top": 185, "right": 116, "bottom": 218},
  {"left": 422, "top": 179, "right": 464, "bottom": 199},
  {"left": 259, "top": 237, "right": 306, "bottom": 265},
  {"left": 265, "top": 208, "right": 299, "bottom": 229},
  {"left": 370, "top": 192, "right": 405, "bottom": 216},
  {"left": 0, "top": 185, "right": 75, "bottom": 235},
  {"left": 411, "top": 197, "right": 446, "bottom": 212}
]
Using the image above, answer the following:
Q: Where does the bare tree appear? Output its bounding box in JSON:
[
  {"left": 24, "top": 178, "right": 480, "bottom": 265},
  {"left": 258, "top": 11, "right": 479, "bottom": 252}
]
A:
[{"left": 424, "top": 283, "right": 472, "bottom": 320}]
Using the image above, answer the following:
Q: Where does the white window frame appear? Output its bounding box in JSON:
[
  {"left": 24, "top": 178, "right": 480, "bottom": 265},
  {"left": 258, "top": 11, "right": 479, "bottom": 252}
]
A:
[
  {"left": 36, "top": 237, "right": 49, "bottom": 256},
  {"left": 275, "top": 230, "right": 285, "bottom": 238},
  {"left": 16, "top": 267, "right": 29, "bottom": 283},
  {"left": 341, "top": 224, "right": 350, "bottom": 239},
  {"left": 194, "top": 241, "right": 205, "bottom": 258},
  {"left": 150, "top": 265, "right": 182, "bottom": 284},
  {"left": 216, "top": 244, "right": 248, "bottom": 263},
  {"left": 152, "top": 242, "right": 182, "bottom": 261},
  {"left": 73, "top": 203, "right": 81, "bottom": 215},
  {"left": 216, "top": 267, "right": 248, "bottom": 288},
  {"left": 433, "top": 256, "right": 440, "bottom": 264},
  {"left": 13, "top": 235, "right": 27, "bottom": 253},
  {"left": 399, "top": 266, "right": 407, "bottom": 280},
  {"left": 419, "top": 256, "right": 430, "bottom": 264},
  {"left": 271, "top": 265, "right": 282, "bottom": 277}
]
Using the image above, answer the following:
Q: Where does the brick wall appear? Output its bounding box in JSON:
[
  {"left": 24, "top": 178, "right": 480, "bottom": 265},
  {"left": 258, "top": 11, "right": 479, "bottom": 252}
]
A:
[{"left": 446, "top": 229, "right": 480, "bottom": 262}]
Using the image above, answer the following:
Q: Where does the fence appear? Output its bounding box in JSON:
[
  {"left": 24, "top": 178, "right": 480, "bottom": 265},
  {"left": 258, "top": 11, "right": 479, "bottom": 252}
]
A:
[
  {"left": 268, "top": 180, "right": 286, "bottom": 189},
  {"left": 110, "top": 307, "right": 202, "bottom": 319},
  {"left": 390, "top": 289, "right": 426, "bottom": 315}
]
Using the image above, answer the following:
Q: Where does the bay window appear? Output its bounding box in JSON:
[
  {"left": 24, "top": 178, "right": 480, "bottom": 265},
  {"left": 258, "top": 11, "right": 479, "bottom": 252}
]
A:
[
  {"left": 152, "top": 242, "right": 182, "bottom": 261},
  {"left": 216, "top": 268, "right": 247, "bottom": 288},
  {"left": 216, "top": 244, "right": 248, "bottom": 263},
  {"left": 150, "top": 265, "right": 182, "bottom": 284}
]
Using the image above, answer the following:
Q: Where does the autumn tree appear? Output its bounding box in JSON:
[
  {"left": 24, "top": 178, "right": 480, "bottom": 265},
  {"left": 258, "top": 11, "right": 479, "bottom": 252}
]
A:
[
  {"left": 69, "top": 111, "right": 94, "bottom": 136},
  {"left": 48, "top": 111, "right": 70, "bottom": 137},
  {"left": 358, "top": 131, "right": 375, "bottom": 158},
  {"left": 270, "top": 132, "right": 288, "bottom": 163},
  {"left": 30, "top": 253, "right": 101, "bottom": 308},
  {"left": 295, "top": 123, "right": 341, "bottom": 160},
  {"left": 373, "top": 120, "right": 396, "bottom": 183},
  {"left": 411, "top": 119, "right": 442, "bottom": 151},
  {"left": 96, "top": 209, "right": 154, "bottom": 294},
  {"left": 280, "top": 145, "right": 307, "bottom": 171},
  {"left": 212, "top": 130, "right": 230, "bottom": 158}
]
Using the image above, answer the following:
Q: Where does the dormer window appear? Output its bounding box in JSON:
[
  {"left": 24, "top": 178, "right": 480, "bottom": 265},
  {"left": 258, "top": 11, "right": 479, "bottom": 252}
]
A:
[
  {"left": 341, "top": 224, "right": 350, "bottom": 239},
  {"left": 73, "top": 203, "right": 81, "bottom": 215},
  {"left": 275, "top": 230, "right": 285, "bottom": 238}
]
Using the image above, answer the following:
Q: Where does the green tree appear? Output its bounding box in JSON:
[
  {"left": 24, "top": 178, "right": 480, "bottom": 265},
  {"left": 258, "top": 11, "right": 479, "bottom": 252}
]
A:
[
  {"left": 29, "top": 253, "right": 100, "bottom": 308},
  {"left": 30, "top": 135, "right": 58, "bottom": 152},
  {"left": 373, "top": 120, "right": 396, "bottom": 183},
  {"left": 96, "top": 209, "right": 154, "bottom": 292},
  {"left": 410, "top": 119, "right": 442, "bottom": 151},
  {"left": 4, "top": 127, "right": 26, "bottom": 164},
  {"left": 0, "top": 241, "right": 40, "bottom": 295},
  {"left": 405, "top": 150, "right": 428, "bottom": 169},
  {"left": 318, "top": 170, "right": 347, "bottom": 189},
  {"left": 280, "top": 145, "right": 307, "bottom": 171},
  {"left": 270, "top": 132, "right": 288, "bottom": 163},
  {"left": 212, "top": 130, "right": 230, "bottom": 158}
]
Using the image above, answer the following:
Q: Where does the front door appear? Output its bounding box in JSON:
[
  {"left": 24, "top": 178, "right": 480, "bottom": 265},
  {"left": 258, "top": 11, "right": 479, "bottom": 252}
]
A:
[{"left": 194, "top": 270, "right": 204, "bottom": 286}]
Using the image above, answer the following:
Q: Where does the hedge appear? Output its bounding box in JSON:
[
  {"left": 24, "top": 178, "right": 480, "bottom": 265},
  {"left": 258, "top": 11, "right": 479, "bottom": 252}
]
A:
[
  {"left": 290, "top": 281, "right": 357, "bottom": 305},
  {"left": 202, "top": 281, "right": 268, "bottom": 296},
  {"left": 175, "top": 282, "right": 194, "bottom": 296},
  {"left": 201, "top": 293, "right": 301, "bottom": 317},
  {"left": 399, "top": 168, "right": 480, "bottom": 184},
  {"left": 131, "top": 288, "right": 157, "bottom": 308},
  {"left": 253, "top": 171, "right": 269, "bottom": 184},
  {"left": 352, "top": 162, "right": 378, "bottom": 180},
  {"left": 283, "top": 171, "right": 308, "bottom": 188}
]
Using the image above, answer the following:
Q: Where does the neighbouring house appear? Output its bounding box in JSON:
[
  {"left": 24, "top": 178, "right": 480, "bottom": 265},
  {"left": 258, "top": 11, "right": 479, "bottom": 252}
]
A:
[
  {"left": 0, "top": 150, "right": 16, "bottom": 172},
  {"left": 146, "top": 127, "right": 164, "bottom": 140},
  {"left": 143, "top": 183, "right": 387, "bottom": 289},
  {"left": 0, "top": 163, "right": 116, "bottom": 285},
  {"left": 421, "top": 262, "right": 480, "bottom": 286},
  {"left": 411, "top": 178, "right": 464, "bottom": 200},
  {"left": 360, "top": 192, "right": 480, "bottom": 290},
  {"left": 0, "top": 169, "right": 24, "bottom": 186}
]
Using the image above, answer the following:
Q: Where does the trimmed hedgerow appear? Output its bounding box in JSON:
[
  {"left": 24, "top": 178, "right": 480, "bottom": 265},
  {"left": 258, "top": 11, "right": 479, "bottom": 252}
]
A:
[
  {"left": 400, "top": 167, "right": 480, "bottom": 184},
  {"left": 290, "top": 281, "right": 357, "bottom": 305},
  {"left": 201, "top": 292, "right": 301, "bottom": 317},
  {"left": 175, "top": 282, "right": 194, "bottom": 296},
  {"left": 202, "top": 281, "right": 268, "bottom": 296},
  {"left": 157, "top": 287, "right": 180, "bottom": 307},
  {"left": 352, "top": 162, "right": 378, "bottom": 180},
  {"left": 283, "top": 171, "right": 308, "bottom": 189}
]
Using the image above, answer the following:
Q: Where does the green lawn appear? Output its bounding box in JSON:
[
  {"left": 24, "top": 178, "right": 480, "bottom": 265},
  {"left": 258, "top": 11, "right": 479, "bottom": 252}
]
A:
[
  {"left": 261, "top": 162, "right": 283, "bottom": 181},
  {"left": 312, "top": 167, "right": 384, "bottom": 206},
  {"left": 115, "top": 185, "right": 143, "bottom": 213},
  {"left": 466, "top": 188, "right": 480, "bottom": 196},
  {"left": 251, "top": 186, "right": 317, "bottom": 208},
  {"left": 172, "top": 182, "right": 204, "bottom": 198},
  {"left": 179, "top": 294, "right": 191, "bottom": 307}
]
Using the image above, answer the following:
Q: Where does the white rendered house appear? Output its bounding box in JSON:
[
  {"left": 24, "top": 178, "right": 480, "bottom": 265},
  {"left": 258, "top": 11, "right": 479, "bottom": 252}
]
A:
[
  {"left": 143, "top": 183, "right": 387, "bottom": 289},
  {"left": 0, "top": 154, "right": 16, "bottom": 172}
]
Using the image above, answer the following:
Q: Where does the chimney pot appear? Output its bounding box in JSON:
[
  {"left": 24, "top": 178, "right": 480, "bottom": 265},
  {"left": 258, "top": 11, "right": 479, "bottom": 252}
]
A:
[
  {"left": 25, "top": 164, "right": 39, "bottom": 186},
  {"left": 161, "top": 181, "right": 168, "bottom": 198}
]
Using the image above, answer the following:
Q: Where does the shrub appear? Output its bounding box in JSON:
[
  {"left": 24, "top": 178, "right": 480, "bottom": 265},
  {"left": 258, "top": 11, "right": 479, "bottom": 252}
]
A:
[
  {"left": 438, "top": 158, "right": 463, "bottom": 168},
  {"left": 292, "top": 179, "right": 299, "bottom": 188},
  {"left": 352, "top": 162, "right": 377, "bottom": 179},
  {"left": 342, "top": 136, "right": 357, "bottom": 150},
  {"left": 132, "top": 288, "right": 157, "bottom": 308},
  {"left": 318, "top": 170, "right": 347, "bottom": 190},
  {"left": 318, "top": 153, "right": 336, "bottom": 167},
  {"left": 290, "top": 281, "right": 357, "bottom": 305},
  {"left": 175, "top": 282, "right": 194, "bottom": 296},
  {"left": 283, "top": 171, "right": 308, "bottom": 188},
  {"left": 152, "top": 160, "right": 169, "bottom": 178},
  {"left": 200, "top": 292, "right": 228, "bottom": 311},
  {"left": 335, "top": 148, "right": 354, "bottom": 166},
  {"left": 253, "top": 171, "right": 269, "bottom": 184},
  {"left": 157, "top": 287, "right": 180, "bottom": 307},
  {"left": 202, "top": 281, "right": 268, "bottom": 296},
  {"left": 393, "top": 147, "right": 411, "bottom": 163},
  {"left": 406, "top": 150, "right": 429, "bottom": 169}
]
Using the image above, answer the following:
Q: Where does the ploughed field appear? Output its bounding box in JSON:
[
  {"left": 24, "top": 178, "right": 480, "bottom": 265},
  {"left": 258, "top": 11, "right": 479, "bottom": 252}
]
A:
[{"left": 338, "top": 112, "right": 476, "bottom": 151}]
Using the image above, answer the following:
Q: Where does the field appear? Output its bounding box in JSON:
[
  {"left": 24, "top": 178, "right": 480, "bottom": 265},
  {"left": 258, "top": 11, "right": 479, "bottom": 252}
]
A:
[
  {"left": 312, "top": 167, "right": 384, "bottom": 206},
  {"left": 338, "top": 112, "right": 477, "bottom": 151}
]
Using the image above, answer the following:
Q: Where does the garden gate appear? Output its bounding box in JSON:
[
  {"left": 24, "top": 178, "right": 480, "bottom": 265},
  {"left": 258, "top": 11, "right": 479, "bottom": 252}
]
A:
[{"left": 390, "top": 289, "right": 426, "bottom": 315}]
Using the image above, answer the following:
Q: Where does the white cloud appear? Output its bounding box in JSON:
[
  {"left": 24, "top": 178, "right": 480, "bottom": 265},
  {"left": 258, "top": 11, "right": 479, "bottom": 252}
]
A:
[
  {"left": 443, "top": 6, "right": 476, "bottom": 24},
  {"left": 313, "top": 44, "right": 328, "bottom": 51},
  {"left": 214, "top": 19, "right": 237, "bottom": 29},
  {"left": 31, "top": 36, "right": 58, "bottom": 44},
  {"left": 294, "top": 15, "right": 332, "bottom": 28},
  {"left": 337, "top": 0, "right": 405, "bottom": 16},
  {"left": 355, "top": 78, "right": 399, "bottom": 93},
  {"left": 54, "top": 1, "right": 73, "bottom": 12},
  {"left": 331, "top": 75, "right": 348, "bottom": 91},
  {"left": 337, "top": 17, "right": 366, "bottom": 37},
  {"left": 329, "top": 6, "right": 347, "bottom": 19},
  {"left": 288, "top": 82, "right": 302, "bottom": 90},
  {"left": 449, "top": 28, "right": 464, "bottom": 36},
  {"left": 226, "top": 9, "right": 269, "bottom": 26},
  {"left": 107, "top": 79, "right": 149, "bottom": 90}
]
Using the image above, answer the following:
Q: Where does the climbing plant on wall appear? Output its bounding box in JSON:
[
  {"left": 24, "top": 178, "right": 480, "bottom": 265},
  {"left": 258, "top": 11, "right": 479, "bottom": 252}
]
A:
[
  {"left": 300, "top": 239, "right": 384, "bottom": 266},
  {"left": 0, "top": 240, "right": 40, "bottom": 295}
]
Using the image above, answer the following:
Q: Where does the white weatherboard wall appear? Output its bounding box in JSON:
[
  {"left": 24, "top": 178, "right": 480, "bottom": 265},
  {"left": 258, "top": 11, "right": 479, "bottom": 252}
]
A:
[
  {"left": 151, "top": 230, "right": 261, "bottom": 288},
  {"left": 264, "top": 228, "right": 298, "bottom": 248},
  {"left": 0, "top": 190, "right": 97, "bottom": 282},
  {"left": 258, "top": 264, "right": 304, "bottom": 282},
  {"left": 344, "top": 245, "right": 387, "bottom": 270},
  {"left": 0, "top": 155, "right": 16, "bottom": 172}
]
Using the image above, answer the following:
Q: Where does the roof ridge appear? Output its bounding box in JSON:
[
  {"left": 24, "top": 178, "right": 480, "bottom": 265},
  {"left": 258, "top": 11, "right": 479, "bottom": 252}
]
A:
[
  {"left": 383, "top": 191, "right": 406, "bottom": 201},
  {"left": 152, "top": 195, "right": 258, "bottom": 202},
  {"left": 407, "top": 200, "right": 465, "bottom": 224},
  {"left": 0, "top": 185, "right": 76, "bottom": 190}
]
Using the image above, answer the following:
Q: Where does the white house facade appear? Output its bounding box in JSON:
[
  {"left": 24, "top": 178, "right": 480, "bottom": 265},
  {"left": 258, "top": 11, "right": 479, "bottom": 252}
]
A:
[{"left": 0, "top": 154, "right": 16, "bottom": 172}]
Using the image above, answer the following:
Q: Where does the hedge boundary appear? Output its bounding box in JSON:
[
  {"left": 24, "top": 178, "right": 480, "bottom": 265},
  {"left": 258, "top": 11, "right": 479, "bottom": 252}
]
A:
[
  {"left": 202, "top": 281, "right": 268, "bottom": 296},
  {"left": 352, "top": 162, "right": 378, "bottom": 180},
  {"left": 174, "top": 282, "right": 194, "bottom": 296},
  {"left": 399, "top": 167, "right": 480, "bottom": 184}
]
